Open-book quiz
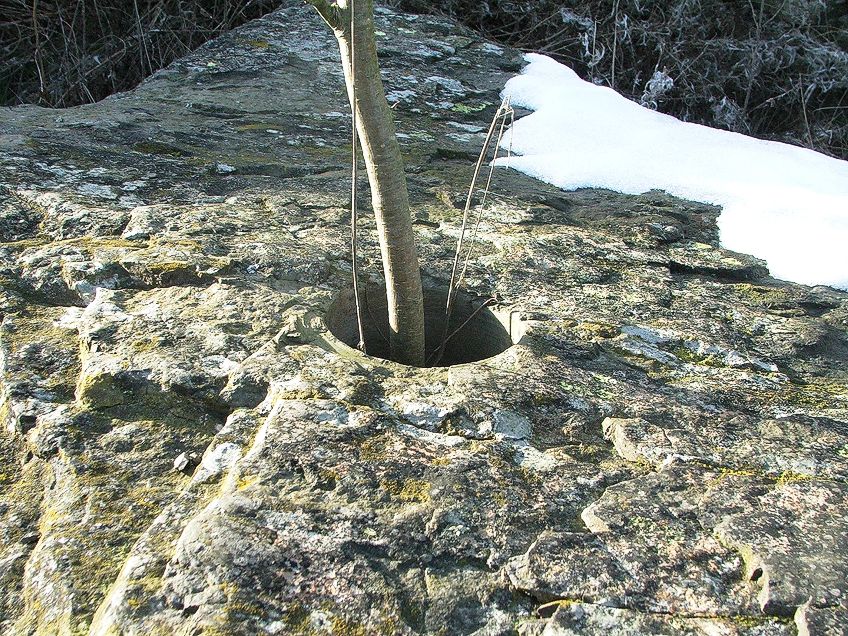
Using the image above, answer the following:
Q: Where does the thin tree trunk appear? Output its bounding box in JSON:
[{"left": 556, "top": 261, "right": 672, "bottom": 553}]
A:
[{"left": 309, "top": 0, "right": 425, "bottom": 366}]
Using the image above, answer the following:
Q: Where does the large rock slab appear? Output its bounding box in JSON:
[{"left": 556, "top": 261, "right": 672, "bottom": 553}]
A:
[{"left": 1, "top": 2, "right": 846, "bottom": 635}]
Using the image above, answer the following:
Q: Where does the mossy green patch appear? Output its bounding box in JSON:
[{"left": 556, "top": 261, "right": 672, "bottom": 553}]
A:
[
  {"left": 144, "top": 261, "right": 192, "bottom": 275},
  {"left": 404, "top": 130, "right": 436, "bottom": 143},
  {"left": 0, "top": 236, "right": 50, "bottom": 250},
  {"left": 3, "top": 309, "right": 82, "bottom": 399},
  {"left": 331, "top": 615, "right": 367, "bottom": 636},
  {"left": 221, "top": 595, "right": 268, "bottom": 625},
  {"left": 23, "top": 464, "right": 187, "bottom": 635},
  {"left": 379, "top": 478, "right": 431, "bottom": 503},
  {"left": 236, "top": 474, "right": 260, "bottom": 490},
  {"left": 148, "top": 237, "right": 202, "bottom": 251},
  {"left": 573, "top": 321, "right": 620, "bottom": 340},
  {"left": 74, "top": 237, "right": 140, "bottom": 250},
  {"left": 732, "top": 283, "right": 791, "bottom": 306},
  {"left": 358, "top": 432, "right": 394, "bottom": 462},
  {"left": 775, "top": 470, "right": 819, "bottom": 487},
  {"left": 2, "top": 236, "right": 143, "bottom": 258},
  {"left": 130, "top": 337, "right": 161, "bottom": 353},
  {"left": 491, "top": 490, "right": 511, "bottom": 509},
  {"left": 276, "top": 385, "right": 326, "bottom": 400},
  {"left": 707, "top": 467, "right": 759, "bottom": 487},
  {"left": 605, "top": 343, "right": 666, "bottom": 373},
  {"left": 784, "top": 378, "right": 847, "bottom": 410},
  {"left": 75, "top": 369, "right": 126, "bottom": 409},
  {"left": 672, "top": 346, "right": 724, "bottom": 367},
  {"left": 152, "top": 258, "right": 194, "bottom": 271},
  {"left": 282, "top": 603, "right": 317, "bottom": 635},
  {"left": 342, "top": 377, "right": 381, "bottom": 406},
  {"left": 451, "top": 102, "right": 492, "bottom": 115},
  {"left": 726, "top": 614, "right": 793, "bottom": 627}
]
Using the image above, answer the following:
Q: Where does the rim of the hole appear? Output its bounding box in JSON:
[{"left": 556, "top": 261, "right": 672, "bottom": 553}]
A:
[{"left": 324, "top": 284, "right": 526, "bottom": 368}]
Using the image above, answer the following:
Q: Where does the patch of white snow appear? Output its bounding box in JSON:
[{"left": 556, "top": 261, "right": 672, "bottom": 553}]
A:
[{"left": 499, "top": 53, "right": 848, "bottom": 289}]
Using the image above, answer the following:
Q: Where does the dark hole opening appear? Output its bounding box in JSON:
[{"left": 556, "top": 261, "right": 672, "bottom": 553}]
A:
[
  {"left": 326, "top": 284, "right": 523, "bottom": 367},
  {"left": 750, "top": 567, "right": 763, "bottom": 582}
]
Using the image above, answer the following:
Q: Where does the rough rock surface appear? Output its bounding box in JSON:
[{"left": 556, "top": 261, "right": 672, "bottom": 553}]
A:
[{"left": 1, "top": 2, "right": 847, "bottom": 635}]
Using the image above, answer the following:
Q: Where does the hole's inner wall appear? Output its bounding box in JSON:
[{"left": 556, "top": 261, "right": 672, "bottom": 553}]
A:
[{"left": 326, "top": 285, "right": 520, "bottom": 366}]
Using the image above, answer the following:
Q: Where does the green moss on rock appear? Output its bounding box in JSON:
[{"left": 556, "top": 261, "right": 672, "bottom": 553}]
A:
[
  {"left": 379, "top": 478, "right": 431, "bottom": 503},
  {"left": 75, "top": 370, "right": 126, "bottom": 409}
]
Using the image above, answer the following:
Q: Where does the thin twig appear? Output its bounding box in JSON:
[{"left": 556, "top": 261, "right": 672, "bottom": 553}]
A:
[
  {"left": 349, "top": 0, "right": 367, "bottom": 353},
  {"left": 426, "top": 297, "right": 496, "bottom": 366},
  {"left": 799, "top": 74, "right": 814, "bottom": 149},
  {"left": 31, "top": 0, "right": 46, "bottom": 102},
  {"left": 611, "top": 0, "right": 619, "bottom": 89},
  {"left": 432, "top": 101, "right": 503, "bottom": 366},
  {"left": 432, "top": 98, "right": 512, "bottom": 367},
  {"left": 456, "top": 97, "right": 513, "bottom": 293}
]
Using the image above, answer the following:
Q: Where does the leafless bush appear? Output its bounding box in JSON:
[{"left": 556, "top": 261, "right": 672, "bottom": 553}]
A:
[
  {"left": 390, "top": 0, "right": 848, "bottom": 160},
  {"left": 0, "top": 0, "right": 282, "bottom": 108},
  {"left": 4, "top": 0, "right": 845, "bottom": 159}
]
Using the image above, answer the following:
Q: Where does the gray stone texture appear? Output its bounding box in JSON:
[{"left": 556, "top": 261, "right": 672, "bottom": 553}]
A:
[{"left": 0, "top": 2, "right": 846, "bottom": 635}]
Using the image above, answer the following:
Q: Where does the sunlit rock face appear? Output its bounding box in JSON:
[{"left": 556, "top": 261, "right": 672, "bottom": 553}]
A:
[{"left": 0, "top": 2, "right": 846, "bottom": 635}]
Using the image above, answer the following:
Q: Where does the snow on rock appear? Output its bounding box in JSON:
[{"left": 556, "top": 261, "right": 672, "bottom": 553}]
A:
[{"left": 499, "top": 53, "right": 848, "bottom": 290}]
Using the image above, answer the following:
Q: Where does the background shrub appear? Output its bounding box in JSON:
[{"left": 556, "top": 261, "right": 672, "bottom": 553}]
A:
[
  {"left": 0, "top": 0, "right": 282, "bottom": 107},
  {"left": 390, "top": 0, "right": 848, "bottom": 160},
  {"left": 2, "top": 0, "right": 846, "bottom": 159}
]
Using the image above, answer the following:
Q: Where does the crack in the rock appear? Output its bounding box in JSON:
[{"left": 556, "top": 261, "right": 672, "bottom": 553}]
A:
[
  {"left": 531, "top": 596, "right": 795, "bottom": 624},
  {"left": 667, "top": 259, "right": 768, "bottom": 282}
]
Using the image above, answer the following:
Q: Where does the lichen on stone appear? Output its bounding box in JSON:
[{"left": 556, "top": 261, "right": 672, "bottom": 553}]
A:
[{"left": 0, "top": 2, "right": 846, "bottom": 635}]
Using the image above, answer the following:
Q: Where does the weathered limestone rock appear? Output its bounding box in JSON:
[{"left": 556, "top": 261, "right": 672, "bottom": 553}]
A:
[
  {"left": 1, "top": 1, "right": 846, "bottom": 635},
  {"left": 795, "top": 603, "right": 848, "bottom": 636},
  {"left": 715, "top": 480, "right": 848, "bottom": 616},
  {"left": 519, "top": 603, "right": 793, "bottom": 636}
]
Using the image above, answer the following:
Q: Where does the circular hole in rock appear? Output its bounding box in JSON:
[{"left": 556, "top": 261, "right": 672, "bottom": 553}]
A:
[{"left": 326, "top": 284, "right": 524, "bottom": 367}]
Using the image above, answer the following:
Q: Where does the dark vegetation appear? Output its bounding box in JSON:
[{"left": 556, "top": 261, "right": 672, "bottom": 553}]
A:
[
  {"left": 0, "top": 0, "right": 282, "bottom": 107},
  {"left": 2, "top": 0, "right": 846, "bottom": 159},
  {"left": 392, "top": 0, "right": 848, "bottom": 159}
]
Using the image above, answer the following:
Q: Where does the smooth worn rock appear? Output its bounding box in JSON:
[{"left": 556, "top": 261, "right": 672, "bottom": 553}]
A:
[
  {"left": 1, "top": 1, "right": 847, "bottom": 635},
  {"left": 795, "top": 602, "right": 848, "bottom": 636}
]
